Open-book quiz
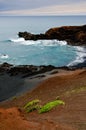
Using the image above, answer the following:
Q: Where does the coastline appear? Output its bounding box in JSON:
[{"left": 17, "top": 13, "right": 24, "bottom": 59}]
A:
[
  {"left": 0, "top": 63, "right": 73, "bottom": 102},
  {"left": 0, "top": 62, "right": 86, "bottom": 102},
  {"left": 18, "top": 25, "right": 86, "bottom": 46},
  {"left": 0, "top": 24, "right": 86, "bottom": 129}
]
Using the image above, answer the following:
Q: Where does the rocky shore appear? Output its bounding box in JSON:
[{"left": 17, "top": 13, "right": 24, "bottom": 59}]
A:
[
  {"left": 0, "top": 62, "right": 76, "bottom": 77},
  {"left": 0, "top": 63, "right": 58, "bottom": 102},
  {"left": 0, "top": 61, "right": 85, "bottom": 102},
  {"left": 0, "top": 62, "right": 73, "bottom": 102},
  {"left": 18, "top": 25, "right": 86, "bottom": 46},
  {"left": 0, "top": 62, "right": 57, "bottom": 77}
]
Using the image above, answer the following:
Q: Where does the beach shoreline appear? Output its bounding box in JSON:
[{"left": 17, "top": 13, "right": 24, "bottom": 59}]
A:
[{"left": 0, "top": 62, "right": 85, "bottom": 102}]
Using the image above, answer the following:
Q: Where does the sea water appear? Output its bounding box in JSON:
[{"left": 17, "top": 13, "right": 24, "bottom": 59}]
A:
[{"left": 0, "top": 16, "right": 86, "bottom": 67}]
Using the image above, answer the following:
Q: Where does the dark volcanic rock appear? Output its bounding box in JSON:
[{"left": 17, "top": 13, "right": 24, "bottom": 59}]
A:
[
  {"left": 8, "top": 65, "right": 58, "bottom": 77},
  {"left": 18, "top": 25, "right": 86, "bottom": 46},
  {"left": 0, "top": 63, "right": 57, "bottom": 77},
  {"left": 0, "top": 63, "right": 13, "bottom": 73},
  {"left": 0, "top": 62, "right": 85, "bottom": 77},
  {"left": 18, "top": 32, "right": 46, "bottom": 40}
]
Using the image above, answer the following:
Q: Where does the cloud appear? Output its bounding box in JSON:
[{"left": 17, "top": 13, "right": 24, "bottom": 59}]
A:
[
  {"left": 0, "top": 0, "right": 85, "bottom": 10},
  {"left": 0, "top": 0, "right": 86, "bottom": 15}
]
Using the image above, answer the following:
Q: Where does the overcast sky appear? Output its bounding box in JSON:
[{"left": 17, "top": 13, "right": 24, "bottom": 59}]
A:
[{"left": 0, "top": 0, "right": 86, "bottom": 15}]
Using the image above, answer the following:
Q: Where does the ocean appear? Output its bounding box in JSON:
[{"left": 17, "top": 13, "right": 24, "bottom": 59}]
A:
[{"left": 0, "top": 16, "right": 86, "bottom": 67}]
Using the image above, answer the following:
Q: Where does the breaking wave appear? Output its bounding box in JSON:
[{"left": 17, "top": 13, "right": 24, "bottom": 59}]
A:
[
  {"left": 10, "top": 38, "right": 67, "bottom": 46},
  {"left": 67, "top": 46, "right": 86, "bottom": 66},
  {"left": 10, "top": 38, "right": 25, "bottom": 42}
]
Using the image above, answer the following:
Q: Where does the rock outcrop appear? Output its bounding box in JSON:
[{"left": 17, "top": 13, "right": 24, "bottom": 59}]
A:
[
  {"left": 0, "top": 63, "right": 57, "bottom": 77},
  {"left": 0, "top": 62, "right": 84, "bottom": 77},
  {"left": 18, "top": 25, "right": 86, "bottom": 46}
]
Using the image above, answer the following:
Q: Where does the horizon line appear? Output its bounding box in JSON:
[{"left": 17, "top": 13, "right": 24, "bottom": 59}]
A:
[{"left": 0, "top": 14, "right": 86, "bottom": 17}]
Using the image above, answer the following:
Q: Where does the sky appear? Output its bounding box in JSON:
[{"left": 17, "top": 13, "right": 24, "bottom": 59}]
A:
[{"left": 0, "top": 0, "right": 86, "bottom": 15}]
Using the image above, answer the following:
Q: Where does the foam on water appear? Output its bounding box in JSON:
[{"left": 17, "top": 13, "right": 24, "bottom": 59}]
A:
[
  {"left": 10, "top": 38, "right": 25, "bottom": 42},
  {"left": 3, "top": 37, "right": 86, "bottom": 67},
  {"left": 67, "top": 46, "right": 86, "bottom": 66},
  {"left": 0, "top": 54, "right": 9, "bottom": 59},
  {"left": 8, "top": 38, "right": 86, "bottom": 67},
  {"left": 10, "top": 38, "right": 67, "bottom": 46}
]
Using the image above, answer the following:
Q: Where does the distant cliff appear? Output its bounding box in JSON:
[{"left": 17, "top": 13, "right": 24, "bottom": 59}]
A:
[{"left": 18, "top": 25, "right": 86, "bottom": 46}]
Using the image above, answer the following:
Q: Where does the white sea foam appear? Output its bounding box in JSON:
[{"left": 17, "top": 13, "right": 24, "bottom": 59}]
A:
[
  {"left": 67, "top": 46, "right": 86, "bottom": 66},
  {"left": 0, "top": 54, "right": 9, "bottom": 59},
  {"left": 56, "top": 40, "right": 67, "bottom": 46},
  {"left": 10, "top": 38, "right": 25, "bottom": 42},
  {"left": 10, "top": 38, "right": 67, "bottom": 46}
]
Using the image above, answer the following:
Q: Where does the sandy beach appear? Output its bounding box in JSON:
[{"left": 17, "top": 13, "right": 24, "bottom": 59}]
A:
[{"left": 0, "top": 68, "right": 86, "bottom": 130}]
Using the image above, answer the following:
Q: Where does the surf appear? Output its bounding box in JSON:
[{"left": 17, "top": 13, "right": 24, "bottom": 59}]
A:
[
  {"left": 67, "top": 46, "right": 86, "bottom": 67},
  {"left": 10, "top": 38, "right": 67, "bottom": 46},
  {"left": 0, "top": 54, "right": 9, "bottom": 59}
]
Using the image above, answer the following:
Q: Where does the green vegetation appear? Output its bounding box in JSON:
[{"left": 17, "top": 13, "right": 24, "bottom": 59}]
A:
[
  {"left": 23, "top": 86, "right": 86, "bottom": 113},
  {"left": 24, "top": 99, "right": 65, "bottom": 114},
  {"left": 26, "top": 104, "right": 42, "bottom": 113},
  {"left": 24, "top": 99, "right": 40, "bottom": 109},
  {"left": 24, "top": 99, "right": 41, "bottom": 113},
  {"left": 39, "top": 100, "right": 65, "bottom": 114}
]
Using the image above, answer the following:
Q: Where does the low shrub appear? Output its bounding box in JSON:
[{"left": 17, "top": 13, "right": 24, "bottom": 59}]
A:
[
  {"left": 39, "top": 100, "right": 65, "bottom": 114},
  {"left": 24, "top": 99, "right": 65, "bottom": 114},
  {"left": 26, "top": 104, "right": 42, "bottom": 113},
  {"left": 24, "top": 99, "right": 40, "bottom": 109}
]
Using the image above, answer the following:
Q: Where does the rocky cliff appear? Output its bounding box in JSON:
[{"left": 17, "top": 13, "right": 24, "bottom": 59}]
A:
[{"left": 18, "top": 25, "right": 86, "bottom": 46}]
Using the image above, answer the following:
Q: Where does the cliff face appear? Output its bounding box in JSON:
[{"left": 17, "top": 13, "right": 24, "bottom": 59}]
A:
[
  {"left": 18, "top": 25, "right": 86, "bottom": 46},
  {"left": 45, "top": 25, "right": 86, "bottom": 45}
]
